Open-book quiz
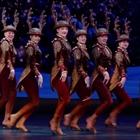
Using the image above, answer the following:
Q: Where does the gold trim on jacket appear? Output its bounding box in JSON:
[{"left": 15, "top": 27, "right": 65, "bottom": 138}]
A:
[
  {"left": 17, "top": 41, "right": 42, "bottom": 91},
  {"left": 0, "top": 38, "right": 16, "bottom": 73},
  {"left": 70, "top": 43, "right": 89, "bottom": 94},
  {"left": 109, "top": 48, "right": 130, "bottom": 91},
  {"left": 90, "top": 43, "right": 112, "bottom": 88},
  {"left": 50, "top": 36, "right": 71, "bottom": 91}
]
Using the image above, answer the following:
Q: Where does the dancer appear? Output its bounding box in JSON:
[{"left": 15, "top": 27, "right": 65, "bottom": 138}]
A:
[
  {"left": 104, "top": 17, "right": 132, "bottom": 128},
  {"left": 63, "top": 15, "right": 91, "bottom": 131},
  {"left": 86, "top": 11, "right": 113, "bottom": 133},
  {"left": 49, "top": 2, "right": 71, "bottom": 135},
  {"left": 8, "top": 8, "right": 46, "bottom": 132},
  {"left": 0, "top": 8, "right": 18, "bottom": 128}
]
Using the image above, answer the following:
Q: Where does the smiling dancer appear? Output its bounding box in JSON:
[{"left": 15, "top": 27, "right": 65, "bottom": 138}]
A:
[
  {"left": 86, "top": 11, "right": 113, "bottom": 133},
  {"left": 63, "top": 15, "right": 91, "bottom": 131},
  {"left": 8, "top": 8, "right": 46, "bottom": 132},
  {"left": 104, "top": 17, "right": 132, "bottom": 128},
  {"left": 49, "top": 2, "right": 71, "bottom": 136},
  {"left": 0, "top": 8, "right": 18, "bottom": 128}
]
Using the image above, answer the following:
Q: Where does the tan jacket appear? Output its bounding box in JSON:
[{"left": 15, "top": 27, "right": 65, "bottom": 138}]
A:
[
  {"left": 109, "top": 48, "right": 130, "bottom": 91},
  {"left": 50, "top": 36, "right": 71, "bottom": 91},
  {"left": 0, "top": 38, "right": 17, "bottom": 73},
  {"left": 70, "top": 43, "right": 90, "bottom": 94},
  {"left": 90, "top": 43, "right": 112, "bottom": 88},
  {"left": 17, "top": 41, "right": 42, "bottom": 91}
]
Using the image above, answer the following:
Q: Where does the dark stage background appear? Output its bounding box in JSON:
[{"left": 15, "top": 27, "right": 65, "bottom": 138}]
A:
[{"left": 0, "top": 0, "right": 140, "bottom": 99}]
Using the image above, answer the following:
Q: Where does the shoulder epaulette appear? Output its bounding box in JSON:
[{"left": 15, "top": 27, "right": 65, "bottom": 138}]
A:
[
  {"left": 1, "top": 38, "right": 8, "bottom": 43},
  {"left": 92, "top": 44, "right": 100, "bottom": 51},
  {"left": 52, "top": 37, "right": 61, "bottom": 43},
  {"left": 72, "top": 46, "right": 79, "bottom": 51},
  {"left": 25, "top": 41, "right": 35, "bottom": 48}
]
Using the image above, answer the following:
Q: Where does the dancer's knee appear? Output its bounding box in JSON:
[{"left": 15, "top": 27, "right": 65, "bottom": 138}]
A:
[{"left": 32, "top": 99, "right": 40, "bottom": 107}]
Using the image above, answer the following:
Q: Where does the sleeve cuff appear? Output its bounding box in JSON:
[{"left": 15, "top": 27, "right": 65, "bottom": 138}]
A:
[
  {"left": 121, "top": 73, "right": 127, "bottom": 78},
  {"left": 99, "top": 67, "right": 107, "bottom": 74},
  {"left": 36, "top": 72, "right": 41, "bottom": 77},
  {"left": 81, "top": 72, "right": 88, "bottom": 78},
  {"left": 59, "top": 65, "right": 67, "bottom": 71}
]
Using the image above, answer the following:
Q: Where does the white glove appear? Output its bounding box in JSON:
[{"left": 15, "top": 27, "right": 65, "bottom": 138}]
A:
[
  {"left": 103, "top": 71, "right": 110, "bottom": 84},
  {"left": 38, "top": 74, "right": 43, "bottom": 88},
  {"left": 8, "top": 69, "right": 15, "bottom": 80},
  {"left": 60, "top": 71, "right": 67, "bottom": 82},
  {"left": 118, "top": 77, "right": 126, "bottom": 88},
  {"left": 84, "top": 76, "right": 90, "bottom": 88}
]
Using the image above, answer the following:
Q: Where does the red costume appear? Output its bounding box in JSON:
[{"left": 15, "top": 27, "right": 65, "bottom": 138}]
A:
[
  {"left": 8, "top": 38, "right": 43, "bottom": 132},
  {"left": 0, "top": 38, "right": 17, "bottom": 127},
  {"left": 0, "top": 8, "right": 18, "bottom": 128},
  {"left": 105, "top": 18, "right": 132, "bottom": 127},
  {"left": 63, "top": 28, "right": 91, "bottom": 130},
  {"left": 49, "top": 2, "right": 72, "bottom": 135},
  {"left": 8, "top": 8, "right": 45, "bottom": 132},
  {"left": 105, "top": 44, "right": 132, "bottom": 127},
  {"left": 50, "top": 26, "right": 71, "bottom": 135},
  {"left": 86, "top": 28, "right": 113, "bottom": 133}
]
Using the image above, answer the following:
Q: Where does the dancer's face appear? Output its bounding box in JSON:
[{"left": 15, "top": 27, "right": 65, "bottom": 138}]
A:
[
  {"left": 77, "top": 35, "right": 87, "bottom": 44},
  {"left": 30, "top": 35, "right": 41, "bottom": 44},
  {"left": 57, "top": 27, "right": 68, "bottom": 38},
  {"left": 97, "top": 35, "right": 108, "bottom": 45},
  {"left": 4, "top": 31, "right": 15, "bottom": 41},
  {"left": 118, "top": 41, "right": 129, "bottom": 49}
]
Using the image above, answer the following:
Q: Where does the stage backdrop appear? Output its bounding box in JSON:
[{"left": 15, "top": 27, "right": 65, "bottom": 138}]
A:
[{"left": 15, "top": 67, "right": 140, "bottom": 99}]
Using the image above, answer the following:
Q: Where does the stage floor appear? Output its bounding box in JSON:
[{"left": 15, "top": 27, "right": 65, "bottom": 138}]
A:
[{"left": 0, "top": 114, "right": 140, "bottom": 140}]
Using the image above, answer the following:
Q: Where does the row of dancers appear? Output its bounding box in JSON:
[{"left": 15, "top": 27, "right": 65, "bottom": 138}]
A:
[{"left": 0, "top": 3, "right": 139, "bottom": 135}]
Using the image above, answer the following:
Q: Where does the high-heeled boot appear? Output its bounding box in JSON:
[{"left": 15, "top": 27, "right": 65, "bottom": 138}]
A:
[
  {"left": 70, "top": 108, "right": 86, "bottom": 131},
  {"left": 86, "top": 114, "right": 98, "bottom": 134},
  {"left": 56, "top": 117, "right": 66, "bottom": 136},
  {"left": 136, "top": 121, "right": 140, "bottom": 130},
  {"left": 105, "top": 109, "right": 119, "bottom": 128},
  {"left": 2, "top": 117, "right": 10, "bottom": 128},
  {"left": 63, "top": 106, "right": 83, "bottom": 127},
  {"left": 104, "top": 117, "right": 117, "bottom": 128},
  {"left": 63, "top": 114, "right": 72, "bottom": 126},
  {"left": 7, "top": 114, "right": 19, "bottom": 129},
  {"left": 3, "top": 85, "right": 16, "bottom": 128},
  {"left": 64, "top": 100, "right": 89, "bottom": 127},
  {"left": 15, "top": 115, "right": 31, "bottom": 133},
  {"left": 49, "top": 115, "right": 58, "bottom": 135},
  {"left": 70, "top": 100, "right": 91, "bottom": 131},
  {"left": 64, "top": 106, "right": 82, "bottom": 127},
  {"left": 70, "top": 121, "right": 81, "bottom": 131}
]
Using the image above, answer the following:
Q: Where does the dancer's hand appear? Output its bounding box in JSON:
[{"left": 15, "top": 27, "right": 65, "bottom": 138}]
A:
[
  {"left": 8, "top": 69, "right": 15, "bottom": 80},
  {"left": 38, "top": 74, "right": 43, "bottom": 88},
  {"left": 103, "top": 71, "right": 110, "bottom": 84},
  {"left": 118, "top": 77, "right": 126, "bottom": 88},
  {"left": 60, "top": 71, "right": 67, "bottom": 82},
  {"left": 84, "top": 76, "right": 90, "bottom": 88}
]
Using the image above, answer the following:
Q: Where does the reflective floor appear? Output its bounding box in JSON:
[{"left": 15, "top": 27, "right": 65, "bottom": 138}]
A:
[{"left": 0, "top": 113, "right": 140, "bottom": 140}]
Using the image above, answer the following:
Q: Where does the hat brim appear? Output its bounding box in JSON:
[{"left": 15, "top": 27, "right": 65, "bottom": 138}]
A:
[
  {"left": 54, "top": 24, "right": 70, "bottom": 29},
  {"left": 75, "top": 33, "right": 88, "bottom": 38},
  {"left": 116, "top": 38, "right": 130, "bottom": 42},
  {"left": 96, "top": 32, "right": 109, "bottom": 37},
  {"left": 2, "top": 29, "right": 17, "bottom": 32},
  {"left": 27, "top": 33, "right": 43, "bottom": 36}
]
